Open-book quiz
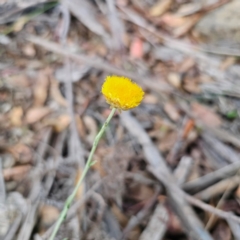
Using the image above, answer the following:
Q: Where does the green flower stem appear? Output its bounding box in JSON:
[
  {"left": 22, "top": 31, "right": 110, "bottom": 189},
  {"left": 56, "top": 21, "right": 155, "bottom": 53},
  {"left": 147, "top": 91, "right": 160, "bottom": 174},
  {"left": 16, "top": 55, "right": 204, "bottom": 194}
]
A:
[{"left": 49, "top": 108, "right": 116, "bottom": 240}]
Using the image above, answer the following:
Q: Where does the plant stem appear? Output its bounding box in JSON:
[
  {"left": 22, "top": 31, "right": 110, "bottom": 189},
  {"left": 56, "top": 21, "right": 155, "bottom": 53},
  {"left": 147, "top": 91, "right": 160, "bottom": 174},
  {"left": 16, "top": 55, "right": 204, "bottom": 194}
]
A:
[{"left": 49, "top": 108, "right": 116, "bottom": 240}]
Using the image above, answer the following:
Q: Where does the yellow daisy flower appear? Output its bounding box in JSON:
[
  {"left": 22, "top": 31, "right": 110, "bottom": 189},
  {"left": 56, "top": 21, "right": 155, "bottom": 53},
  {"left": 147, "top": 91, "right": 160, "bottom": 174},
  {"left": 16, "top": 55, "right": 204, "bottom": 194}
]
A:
[{"left": 102, "top": 75, "right": 144, "bottom": 111}]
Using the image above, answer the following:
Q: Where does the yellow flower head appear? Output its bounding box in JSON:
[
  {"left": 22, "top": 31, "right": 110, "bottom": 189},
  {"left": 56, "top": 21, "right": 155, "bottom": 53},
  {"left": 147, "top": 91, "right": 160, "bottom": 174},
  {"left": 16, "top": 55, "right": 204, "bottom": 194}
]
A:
[{"left": 102, "top": 75, "right": 144, "bottom": 110}]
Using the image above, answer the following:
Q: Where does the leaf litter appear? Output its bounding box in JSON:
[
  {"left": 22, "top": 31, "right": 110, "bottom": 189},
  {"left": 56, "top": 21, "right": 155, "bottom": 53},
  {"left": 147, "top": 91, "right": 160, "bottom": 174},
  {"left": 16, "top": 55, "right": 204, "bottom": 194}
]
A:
[{"left": 1, "top": 0, "right": 240, "bottom": 239}]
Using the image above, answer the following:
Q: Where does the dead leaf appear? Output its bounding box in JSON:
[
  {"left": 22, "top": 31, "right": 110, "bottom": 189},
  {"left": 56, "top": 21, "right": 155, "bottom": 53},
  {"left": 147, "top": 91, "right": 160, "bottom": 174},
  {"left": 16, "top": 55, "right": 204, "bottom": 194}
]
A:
[
  {"left": 164, "top": 103, "right": 180, "bottom": 122},
  {"left": 149, "top": 0, "right": 173, "bottom": 17},
  {"left": 54, "top": 115, "right": 71, "bottom": 132},
  {"left": 44, "top": 114, "right": 71, "bottom": 132},
  {"left": 173, "top": 14, "right": 201, "bottom": 37},
  {"left": 182, "top": 119, "right": 195, "bottom": 139},
  {"left": 38, "top": 205, "right": 60, "bottom": 235},
  {"left": 161, "top": 13, "right": 188, "bottom": 28},
  {"left": 142, "top": 94, "right": 158, "bottom": 104},
  {"left": 33, "top": 71, "right": 49, "bottom": 106},
  {"left": 83, "top": 115, "right": 98, "bottom": 145},
  {"left": 191, "top": 102, "right": 222, "bottom": 127},
  {"left": 176, "top": 3, "right": 202, "bottom": 17},
  {"left": 22, "top": 44, "right": 36, "bottom": 57},
  {"left": 130, "top": 37, "right": 143, "bottom": 59},
  {"left": 183, "top": 78, "right": 201, "bottom": 94},
  {"left": 220, "top": 57, "right": 236, "bottom": 71},
  {"left": 8, "top": 144, "right": 33, "bottom": 164},
  {"left": 25, "top": 107, "right": 51, "bottom": 124},
  {"left": 3, "top": 165, "right": 32, "bottom": 181},
  {"left": 127, "top": 181, "right": 154, "bottom": 202},
  {"left": 75, "top": 168, "right": 84, "bottom": 199},
  {"left": 50, "top": 78, "right": 67, "bottom": 107},
  {"left": 9, "top": 106, "right": 23, "bottom": 126},
  {"left": 167, "top": 73, "right": 181, "bottom": 88},
  {"left": 111, "top": 203, "right": 128, "bottom": 227}
]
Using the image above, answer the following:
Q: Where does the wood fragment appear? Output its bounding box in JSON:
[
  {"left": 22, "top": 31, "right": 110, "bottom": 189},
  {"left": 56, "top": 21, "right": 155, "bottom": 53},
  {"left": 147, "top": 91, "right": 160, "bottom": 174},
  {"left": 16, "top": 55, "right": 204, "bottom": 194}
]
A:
[
  {"left": 185, "top": 193, "right": 240, "bottom": 225},
  {"left": 174, "top": 156, "right": 193, "bottom": 186},
  {"left": 202, "top": 134, "right": 240, "bottom": 163},
  {"left": 3, "top": 165, "right": 32, "bottom": 181},
  {"left": 139, "top": 204, "right": 168, "bottom": 240},
  {"left": 195, "top": 176, "right": 240, "bottom": 201},
  {"left": 183, "top": 161, "right": 240, "bottom": 194}
]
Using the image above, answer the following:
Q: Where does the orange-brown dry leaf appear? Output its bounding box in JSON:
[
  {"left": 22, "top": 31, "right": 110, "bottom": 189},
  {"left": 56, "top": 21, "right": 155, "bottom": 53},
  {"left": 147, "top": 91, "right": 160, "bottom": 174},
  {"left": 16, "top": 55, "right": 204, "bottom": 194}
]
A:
[
  {"left": 191, "top": 102, "right": 222, "bottom": 127},
  {"left": 128, "top": 228, "right": 141, "bottom": 240},
  {"left": 33, "top": 71, "right": 49, "bottom": 106},
  {"left": 38, "top": 205, "right": 60, "bottom": 235},
  {"left": 220, "top": 57, "right": 236, "bottom": 71},
  {"left": 173, "top": 14, "right": 201, "bottom": 37},
  {"left": 182, "top": 119, "right": 195, "bottom": 139},
  {"left": 25, "top": 107, "right": 51, "bottom": 124},
  {"left": 149, "top": 0, "right": 173, "bottom": 17},
  {"left": 9, "top": 106, "right": 23, "bottom": 126},
  {"left": 167, "top": 73, "right": 181, "bottom": 88},
  {"left": 136, "top": 185, "right": 154, "bottom": 201},
  {"left": 3, "top": 165, "right": 31, "bottom": 181},
  {"left": 50, "top": 78, "right": 67, "bottom": 107},
  {"left": 128, "top": 183, "right": 154, "bottom": 202},
  {"left": 8, "top": 143, "right": 33, "bottom": 164},
  {"left": 83, "top": 115, "right": 98, "bottom": 145},
  {"left": 75, "top": 115, "right": 86, "bottom": 139},
  {"left": 161, "top": 13, "right": 188, "bottom": 28},
  {"left": 44, "top": 114, "right": 71, "bottom": 132},
  {"left": 183, "top": 78, "right": 201, "bottom": 94},
  {"left": 22, "top": 44, "right": 36, "bottom": 57},
  {"left": 142, "top": 94, "right": 158, "bottom": 104},
  {"left": 111, "top": 203, "right": 128, "bottom": 227},
  {"left": 75, "top": 168, "right": 85, "bottom": 200},
  {"left": 176, "top": 3, "right": 202, "bottom": 17},
  {"left": 91, "top": 148, "right": 109, "bottom": 177},
  {"left": 130, "top": 37, "right": 144, "bottom": 59},
  {"left": 164, "top": 102, "right": 180, "bottom": 122}
]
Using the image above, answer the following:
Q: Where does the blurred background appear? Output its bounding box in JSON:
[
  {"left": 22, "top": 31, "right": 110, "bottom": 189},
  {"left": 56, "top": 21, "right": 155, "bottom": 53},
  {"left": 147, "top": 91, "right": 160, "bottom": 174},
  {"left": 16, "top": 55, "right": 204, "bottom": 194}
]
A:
[{"left": 1, "top": 0, "right": 240, "bottom": 239}]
